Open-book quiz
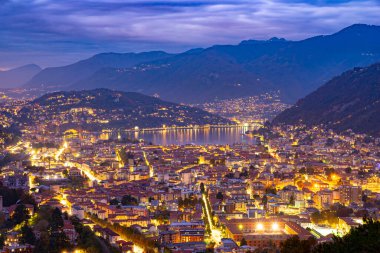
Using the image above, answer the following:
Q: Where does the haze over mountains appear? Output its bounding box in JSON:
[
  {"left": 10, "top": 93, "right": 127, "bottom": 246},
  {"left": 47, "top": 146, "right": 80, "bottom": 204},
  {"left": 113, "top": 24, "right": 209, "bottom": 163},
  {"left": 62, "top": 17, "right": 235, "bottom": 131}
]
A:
[
  {"left": 14, "top": 24, "right": 380, "bottom": 104},
  {"left": 0, "top": 64, "right": 41, "bottom": 88},
  {"left": 273, "top": 63, "right": 380, "bottom": 136}
]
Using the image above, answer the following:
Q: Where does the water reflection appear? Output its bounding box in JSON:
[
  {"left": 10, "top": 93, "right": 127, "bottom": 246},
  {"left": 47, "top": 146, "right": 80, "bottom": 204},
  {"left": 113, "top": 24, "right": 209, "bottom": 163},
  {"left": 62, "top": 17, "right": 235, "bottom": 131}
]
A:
[{"left": 112, "top": 126, "right": 259, "bottom": 145}]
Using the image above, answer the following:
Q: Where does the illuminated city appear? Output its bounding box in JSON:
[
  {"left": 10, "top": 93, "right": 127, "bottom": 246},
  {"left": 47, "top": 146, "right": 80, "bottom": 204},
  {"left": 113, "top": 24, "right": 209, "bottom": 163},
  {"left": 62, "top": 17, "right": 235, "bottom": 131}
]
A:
[{"left": 1, "top": 1, "right": 380, "bottom": 253}]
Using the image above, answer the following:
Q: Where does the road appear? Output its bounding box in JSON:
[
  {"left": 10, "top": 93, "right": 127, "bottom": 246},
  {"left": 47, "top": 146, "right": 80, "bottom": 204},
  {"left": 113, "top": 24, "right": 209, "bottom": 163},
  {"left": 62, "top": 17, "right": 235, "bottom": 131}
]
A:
[{"left": 202, "top": 193, "right": 223, "bottom": 246}]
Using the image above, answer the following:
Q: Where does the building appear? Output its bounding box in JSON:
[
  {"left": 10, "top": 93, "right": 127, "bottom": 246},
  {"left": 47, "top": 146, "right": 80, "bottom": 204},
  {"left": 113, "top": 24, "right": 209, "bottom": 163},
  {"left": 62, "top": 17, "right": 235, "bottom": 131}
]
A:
[
  {"left": 224, "top": 218, "right": 313, "bottom": 248},
  {"left": 339, "top": 185, "right": 362, "bottom": 205}
]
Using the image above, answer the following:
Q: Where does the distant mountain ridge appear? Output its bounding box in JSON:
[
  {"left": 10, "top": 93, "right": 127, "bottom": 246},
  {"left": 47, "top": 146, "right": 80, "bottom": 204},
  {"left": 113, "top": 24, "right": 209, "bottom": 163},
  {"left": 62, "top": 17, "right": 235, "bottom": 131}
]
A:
[
  {"left": 273, "top": 62, "right": 380, "bottom": 136},
  {"left": 25, "top": 51, "right": 174, "bottom": 88},
  {"left": 24, "top": 24, "right": 380, "bottom": 103},
  {"left": 17, "top": 89, "right": 231, "bottom": 131},
  {"left": 0, "top": 64, "right": 41, "bottom": 88}
]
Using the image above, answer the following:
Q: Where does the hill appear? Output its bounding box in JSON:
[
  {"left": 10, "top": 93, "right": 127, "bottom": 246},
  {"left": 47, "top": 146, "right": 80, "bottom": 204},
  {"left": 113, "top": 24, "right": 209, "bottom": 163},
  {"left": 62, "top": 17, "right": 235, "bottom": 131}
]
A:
[
  {"left": 0, "top": 64, "right": 41, "bottom": 88},
  {"left": 272, "top": 63, "right": 380, "bottom": 136},
  {"left": 24, "top": 51, "right": 174, "bottom": 88},
  {"left": 17, "top": 89, "right": 231, "bottom": 131},
  {"left": 67, "top": 24, "right": 380, "bottom": 103}
]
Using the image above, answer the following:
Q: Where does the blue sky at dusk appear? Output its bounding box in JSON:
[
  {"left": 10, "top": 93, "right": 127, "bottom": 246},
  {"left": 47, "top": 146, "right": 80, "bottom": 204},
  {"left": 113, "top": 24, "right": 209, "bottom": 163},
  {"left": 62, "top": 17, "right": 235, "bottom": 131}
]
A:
[{"left": 0, "top": 0, "right": 379, "bottom": 69}]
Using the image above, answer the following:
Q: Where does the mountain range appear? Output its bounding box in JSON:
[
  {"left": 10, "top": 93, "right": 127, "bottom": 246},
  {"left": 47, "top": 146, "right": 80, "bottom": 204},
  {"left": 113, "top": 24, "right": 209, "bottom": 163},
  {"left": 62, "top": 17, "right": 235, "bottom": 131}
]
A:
[
  {"left": 273, "top": 62, "right": 380, "bottom": 136},
  {"left": 21, "top": 24, "right": 380, "bottom": 103},
  {"left": 17, "top": 89, "right": 231, "bottom": 131},
  {"left": 0, "top": 64, "right": 41, "bottom": 88},
  {"left": 25, "top": 51, "right": 173, "bottom": 89}
]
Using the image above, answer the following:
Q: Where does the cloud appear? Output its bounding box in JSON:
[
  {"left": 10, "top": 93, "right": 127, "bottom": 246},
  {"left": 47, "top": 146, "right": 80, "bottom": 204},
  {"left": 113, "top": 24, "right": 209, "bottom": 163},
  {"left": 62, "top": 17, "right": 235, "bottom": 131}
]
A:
[{"left": 0, "top": 0, "right": 380, "bottom": 68}]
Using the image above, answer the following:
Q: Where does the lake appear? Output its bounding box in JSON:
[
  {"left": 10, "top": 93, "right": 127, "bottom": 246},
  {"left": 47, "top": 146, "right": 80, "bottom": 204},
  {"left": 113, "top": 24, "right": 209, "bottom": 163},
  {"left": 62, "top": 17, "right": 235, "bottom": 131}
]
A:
[{"left": 113, "top": 125, "right": 260, "bottom": 145}]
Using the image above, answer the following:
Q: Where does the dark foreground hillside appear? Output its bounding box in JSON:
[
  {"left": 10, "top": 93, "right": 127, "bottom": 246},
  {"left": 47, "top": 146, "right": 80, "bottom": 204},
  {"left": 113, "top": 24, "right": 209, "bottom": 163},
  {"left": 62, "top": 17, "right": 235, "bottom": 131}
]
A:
[{"left": 273, "top": 63, "right": 380, "bottom": 136}]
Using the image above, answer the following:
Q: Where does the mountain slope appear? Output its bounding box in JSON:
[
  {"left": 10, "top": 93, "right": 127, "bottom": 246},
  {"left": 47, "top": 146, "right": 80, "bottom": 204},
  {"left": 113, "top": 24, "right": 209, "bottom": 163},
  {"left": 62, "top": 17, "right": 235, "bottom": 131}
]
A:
[
  {"left": 17, "top": 89, "right": 231, "bottom": 131},
  {"left": 71, "top": 24, "right": 380, "bottom": 103},
  {"left": 73, "top": 49, "right": 273, "bottom": 103},
  {"left": 24, "top": 51, "right": 174, "bottom": 88},
  {"left": 0, "top": 64, "right": 41, "bottom": 88},
  {"left": 272, "top": 63, "right": 380, "bottom": 136}
]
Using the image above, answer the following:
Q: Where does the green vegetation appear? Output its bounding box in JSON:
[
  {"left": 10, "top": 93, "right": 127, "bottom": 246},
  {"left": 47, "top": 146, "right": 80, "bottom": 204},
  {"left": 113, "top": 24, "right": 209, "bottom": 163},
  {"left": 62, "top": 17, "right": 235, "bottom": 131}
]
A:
[
  {"left": 87, "top": 213, "right": 157, "bottom": 253},
  {"left": 280, "top": 219, "right": 380, "bottom": 253},
  {"left": 20, "top": 224, "right": 36, "bottom": 245},
  {"left": 11, "top": 204, "right": 31, "bottom": 225},
  {"left": 178, "top": 196, "right": 200, "bottom": 209},
  {"left": 32, "top": 207, "right": 71, "bottom": 253},
  {"left": 121, "top": 194, "right": 138, "bottom": 206},
  {"left": 273, "top": 62, "right": 380, "bottom": 136},
  {"left": 18, "top": 89, "right": 231, "bottom": 131},
  {"left": 280, "top": 236, "right": 317, "bottom": 253},
  {"left": 240, "top": 237, "right": 247, "bottom": 246},
  {"left": 70, "top": 216, "right": 107, "bottom": 253},
  {"left": 216, "top": 192, "right": 224, "bottom": 201},
  {"left": 0, "top": 185, "right": 36, "bottom": 208},
  {"left": 313, "top": 219, "right": 380, "bottom": 253},
  {"left": 200, "top": 182, "right": 205, "bottom": 193},
  {"left": 310, "top": 210, "right": 339, "bottom": 227},
  {"left": 0, "top": 153, "right": 23, "bottom": 167}
]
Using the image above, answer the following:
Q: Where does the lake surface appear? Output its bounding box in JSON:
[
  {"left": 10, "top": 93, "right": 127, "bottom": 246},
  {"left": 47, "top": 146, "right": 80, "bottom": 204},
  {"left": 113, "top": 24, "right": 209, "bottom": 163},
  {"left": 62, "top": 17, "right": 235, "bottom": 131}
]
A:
[{"left": 114, "top": 125, "right": 260, "bottom": 145}]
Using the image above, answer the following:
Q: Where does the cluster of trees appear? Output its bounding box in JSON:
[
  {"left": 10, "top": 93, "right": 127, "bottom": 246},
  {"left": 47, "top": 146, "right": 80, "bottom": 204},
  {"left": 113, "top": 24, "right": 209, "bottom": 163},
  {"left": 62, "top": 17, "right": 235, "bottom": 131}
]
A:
[
  {"left": 224, "top": 169, "right": 250, "bottom": 179},
  {"left": 116, "top": 148, "right": 134, "bottom": 166},
  {"left": 153, "top": 209, "right": 170, "bottom": 224},
  {"left": 299, "top": 167, "right": 316, "bottom": 175},
  {"left": 0, "top": 126, "right": 20, "bottom": 147},
  {"left": 216, "top": 192, "right": 224, "bottom": 201},
  {"left": 311, "top": 204, "right": 355, "bottom": 227},
  {"left": 280, "top": 236, "right": 317, "bottom": 253},
  {"left": 280, "top": 219, "right": 380, "bottom": 253},
  {"left": 88, "top": 213, "right": 157, "bottom": 253},
  {"left": 0, "top": 186, "right": 115, "bottom": 253},
  {"left": 313, "top": 218, "right": 380, "bottom": 252},
  {"left": 0, "top": 185, "right": 36, "bottom": 209},
  {"left": 70, "top": 216, "right": 118, "bottom": 253},
  {"left": 178, "top": 196, "right": 200, "bottom": 209},
  {"left": 110, "top": 194, "right": 139, "bottom": 206},
  {"left": 0, "top": 153, "right": 22, "bottom": 167},
  {"left": 310, "top": 210, "right": 339, "bottom": 227},
  {"left": 31, "top": 207, "right": 72, "bottom": 252}
]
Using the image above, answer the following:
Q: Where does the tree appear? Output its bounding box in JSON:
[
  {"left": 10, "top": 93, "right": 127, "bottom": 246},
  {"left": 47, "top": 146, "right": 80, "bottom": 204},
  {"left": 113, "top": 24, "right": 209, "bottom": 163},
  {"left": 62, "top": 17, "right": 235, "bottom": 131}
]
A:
[
  {"left": 20, "top": 224, "right": 36, "bottom": 245},
  {"left": 262, "top": 195, "right": 268, "bottom": 206},
  {"left": 109, "top": 198, "right": 119, "bottom": 205},
  {"left": 313, "top": 219, "right": 380, "bottom": 253},
  {"left": 240, "top": 237, "right": 247, "bottom": 246},
  {"left": 11, "top": 204, "right": 30, "bottom": 225},
  {"left": 280, "top": 236, "right": 317, "bottom": 253},
  {"left": 50, "top": 207, "right": 64, "bottom": 230},
  {"left": 325, "top": 138, "right": 334, "bottom": 147},
  {"left": 265, "top": 187, "right": 277, "bottom": 195},
  {"left": 121, "top": 195, "right": 138, "bottom": 206},
  {"left": 48, "top": 231, "right": 71, "bottom": 253},
  {"left": 289, "top": 194, "right": 295, "bottom": 206},
  {"left": 200, "top": 182, "right": 205, "bottom": 193},
  {"left": 362, "top": 194, "right": 368, "bottom": 203},
  {"left": 240, "top": 169, "right": 249, "bottom": 178}
]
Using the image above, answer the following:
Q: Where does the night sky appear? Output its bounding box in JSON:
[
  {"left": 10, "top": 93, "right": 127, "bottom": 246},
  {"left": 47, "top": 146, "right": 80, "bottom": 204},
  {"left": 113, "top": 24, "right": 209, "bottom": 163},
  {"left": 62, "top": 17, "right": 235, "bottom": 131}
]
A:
[{"left": 1, "top": 0, "right": 379, "bottom": 69}]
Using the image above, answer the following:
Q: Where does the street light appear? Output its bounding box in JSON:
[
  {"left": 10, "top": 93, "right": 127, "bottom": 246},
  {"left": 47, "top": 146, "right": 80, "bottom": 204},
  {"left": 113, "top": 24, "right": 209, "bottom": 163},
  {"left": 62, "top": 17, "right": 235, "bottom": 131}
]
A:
[
  {"left": 272, "top": 222, "right": 279, "bottom": 230},
  {"left": 256, "top": 223, "right": 264, "bottom": 230}
]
